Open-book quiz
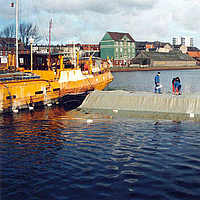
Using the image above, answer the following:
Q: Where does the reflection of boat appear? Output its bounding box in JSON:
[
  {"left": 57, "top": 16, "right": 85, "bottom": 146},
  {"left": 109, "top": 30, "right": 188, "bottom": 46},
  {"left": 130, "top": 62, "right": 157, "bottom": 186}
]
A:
[{"left": 0, "top": 53, "right": 113, "bottom": 113}]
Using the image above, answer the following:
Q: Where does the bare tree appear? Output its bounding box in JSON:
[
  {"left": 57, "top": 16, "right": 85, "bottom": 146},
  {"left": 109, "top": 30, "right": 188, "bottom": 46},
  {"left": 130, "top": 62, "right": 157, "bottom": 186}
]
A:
[
  {"left": 0, "top": 23, "right": 15, "bottom": 38},
  {"left": 19, "top": 22, "right": 42, "bottom": 46},
  {"left": 1, "top": 22, "right": 42, "bottom": 45}
]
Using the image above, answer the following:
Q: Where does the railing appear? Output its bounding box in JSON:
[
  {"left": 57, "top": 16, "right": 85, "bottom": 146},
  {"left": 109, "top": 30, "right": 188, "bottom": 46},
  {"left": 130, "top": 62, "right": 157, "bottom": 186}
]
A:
[{"left": 0, "top": 75, "right": 41, "bottom": 82}]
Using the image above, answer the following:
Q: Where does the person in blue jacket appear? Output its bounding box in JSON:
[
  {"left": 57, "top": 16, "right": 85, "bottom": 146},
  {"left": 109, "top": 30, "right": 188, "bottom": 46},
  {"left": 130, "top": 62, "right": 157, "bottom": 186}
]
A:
[
  {"left": 155, "top": 72, "right": 162, "bottom": 93},
  {"left": 174, "top": 77, "right": 181, "bottom": 95}
]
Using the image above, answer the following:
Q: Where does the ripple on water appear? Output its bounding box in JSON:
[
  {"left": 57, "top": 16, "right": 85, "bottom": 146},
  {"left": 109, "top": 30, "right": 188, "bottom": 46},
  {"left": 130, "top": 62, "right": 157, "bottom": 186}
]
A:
[{"left": 1, "top": 109, "right": 200, "bottom": 200}]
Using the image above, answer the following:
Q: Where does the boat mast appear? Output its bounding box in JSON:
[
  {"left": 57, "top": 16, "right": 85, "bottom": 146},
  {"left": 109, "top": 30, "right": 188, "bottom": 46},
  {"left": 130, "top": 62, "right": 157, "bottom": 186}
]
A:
[
  {"left": 73, "top": 41, "right": 76, "bottom": 68},
  {"left": 48, "top": 19, "right": 52, "bottom": 69},
  {"left": 16, "top": 0, "right": 19, "bottom": 68}
]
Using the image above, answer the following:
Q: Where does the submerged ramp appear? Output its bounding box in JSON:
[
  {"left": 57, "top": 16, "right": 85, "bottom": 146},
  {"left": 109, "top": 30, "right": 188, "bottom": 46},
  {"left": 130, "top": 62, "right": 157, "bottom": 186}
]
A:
[{"left": 80, "top": 90, "right": 200, "bottom": 120}]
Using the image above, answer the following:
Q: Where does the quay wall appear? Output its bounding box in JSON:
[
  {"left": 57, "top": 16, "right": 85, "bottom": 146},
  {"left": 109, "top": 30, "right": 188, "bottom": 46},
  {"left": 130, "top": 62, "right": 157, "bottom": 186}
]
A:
[
  {"left": 80, "top": 90, "right": 200, "bottom": 120},
  {"left": 110, "top": 66, "right": 200, "bottom": 72}
]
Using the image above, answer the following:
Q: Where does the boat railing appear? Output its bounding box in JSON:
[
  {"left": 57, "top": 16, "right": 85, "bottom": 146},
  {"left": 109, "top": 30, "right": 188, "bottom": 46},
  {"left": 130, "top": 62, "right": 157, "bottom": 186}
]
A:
[{"left": 0, "top": 73, "right": 41, "bottom": 82}]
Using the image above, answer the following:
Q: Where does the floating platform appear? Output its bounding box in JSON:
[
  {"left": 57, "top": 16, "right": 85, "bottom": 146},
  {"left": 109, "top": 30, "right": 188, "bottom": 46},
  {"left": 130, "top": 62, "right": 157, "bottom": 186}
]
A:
[{"left": 79, "top": 90, "right": 200, "bottom": 121}]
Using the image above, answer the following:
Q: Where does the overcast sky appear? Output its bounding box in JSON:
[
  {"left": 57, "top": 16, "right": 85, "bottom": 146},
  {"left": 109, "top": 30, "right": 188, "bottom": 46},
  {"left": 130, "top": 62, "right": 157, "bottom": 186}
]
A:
[{"left": 0, "top": 0, "right": 200, "bottom": 48}]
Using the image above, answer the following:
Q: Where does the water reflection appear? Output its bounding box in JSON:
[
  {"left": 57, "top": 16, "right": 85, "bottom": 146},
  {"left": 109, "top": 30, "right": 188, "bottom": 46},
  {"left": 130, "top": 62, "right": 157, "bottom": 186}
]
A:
[{"left": 1, "top": 107, "right": 200, "bottom": 200}]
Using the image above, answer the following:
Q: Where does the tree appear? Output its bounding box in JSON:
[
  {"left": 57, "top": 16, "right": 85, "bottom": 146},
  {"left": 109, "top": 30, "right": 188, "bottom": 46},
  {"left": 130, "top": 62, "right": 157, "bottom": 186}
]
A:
[
  {"left": 0, "top": 22, "right": 42, "bottom": 45},
  {"left": 19, "top": 22, "right": 42, "bottom": 46},
  {"left": 0, "top": 23, "right": 15, "bottom": 38}
]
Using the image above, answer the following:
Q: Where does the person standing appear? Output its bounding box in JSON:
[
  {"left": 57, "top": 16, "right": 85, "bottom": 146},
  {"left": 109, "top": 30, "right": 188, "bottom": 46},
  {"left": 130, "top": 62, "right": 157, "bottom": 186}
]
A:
[
  {"left": 155, "top": 72, "right": 162, "bottom": 93},
  {"left": 174, "top": 77, "right": 181, "bottom": 95}
]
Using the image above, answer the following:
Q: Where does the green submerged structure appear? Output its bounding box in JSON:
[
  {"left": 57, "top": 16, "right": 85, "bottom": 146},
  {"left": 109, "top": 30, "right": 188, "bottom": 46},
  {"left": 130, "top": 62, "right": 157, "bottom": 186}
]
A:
[{"left": 79, "top": 90, "right": 200, "bottom": 121}]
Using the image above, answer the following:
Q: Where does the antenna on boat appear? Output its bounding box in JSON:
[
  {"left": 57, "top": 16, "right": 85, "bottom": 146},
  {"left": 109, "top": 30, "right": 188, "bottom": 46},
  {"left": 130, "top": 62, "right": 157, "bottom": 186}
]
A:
[
  {"left": 73, "top": 41, "right": 76, "bottom": 68},
  {"left": 48, "top": 18, "right": 52, "bottom": 70},
  {"left": 16, "top": 0, "right": 19, "bottom": 69},
  {"left": 29, "top": 37, "right": 34, "bottom": 73}
]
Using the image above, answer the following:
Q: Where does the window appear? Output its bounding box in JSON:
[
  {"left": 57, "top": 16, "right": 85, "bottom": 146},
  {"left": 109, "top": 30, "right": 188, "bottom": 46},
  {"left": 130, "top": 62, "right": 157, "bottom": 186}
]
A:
[
  {"left": 124, "top": 42, "right": 127, "bottom": 47},
  {"left": 128, "top": 42, "right": 130, "bottom": 46},
  {"left": 120, "top": 48, "right": 123, "bottom": 52},
  {"left": 37, "top": 57, "right": 43, "bottom": 65},
  {"left": 5, "top": 51, "right": 8, "bottom": 56},
  {"left": 116, "top": 48, "right": 118, "bottom": 52},
  {"left": 116, "top": 54, "right": 118, "bottom": 58},
  {"left": 9, "top": 51, "right": 11, "bottom": 54},
  {"left": 116, "top": 42, "right": 118, "bottom": 46},
  {"left": 132, "top": 48, "right": 134, "bottom": 52},
  {"left": 0, "top": 51, "right": 2, "bottom": 56},
  {"left": 120, "top": 54, "right": 123, "bottom": 58},
  {"left": 120, "top": 42, "right": 123, "bottom": 46},
  {"left": 128, "top": 49, "right": 130, "bottom": 53},
  {"left": 132, "top": 43, "right": 135, "bottom": 46},
  {"left": 128, "top": 55, "right": 131, "bottom": 59},
  {"left": 116, "top": 61, "right": 118, "bottom": 64},
  {"left": 19, "top": 58, "right": 24, "bottom": 64},
  {"left": 124, "top": 51, "right": 127, "bottom": 56}
]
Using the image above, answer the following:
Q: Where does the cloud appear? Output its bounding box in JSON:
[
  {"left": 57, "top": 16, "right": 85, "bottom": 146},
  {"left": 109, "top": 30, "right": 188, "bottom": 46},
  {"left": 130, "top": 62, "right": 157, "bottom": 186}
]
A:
[
  {"left": 0, "top": 0, "right": 16, "bottom": 20},
  {"left": 38, "top": 0, "right": 159, "bottom": 43},
  {"left": 172, "top": 1, "right": 200, "bottom": 33},
  {"left": 38, "top": 0, "right": 159, "bottom": 15},
  {"left": 1, "top": 0, "right": 200, "bottom": 48}
]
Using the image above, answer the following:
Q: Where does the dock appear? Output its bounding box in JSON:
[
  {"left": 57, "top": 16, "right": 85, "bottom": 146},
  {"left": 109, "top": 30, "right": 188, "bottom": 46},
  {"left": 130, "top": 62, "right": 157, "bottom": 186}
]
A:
[{"left": 79, "top": 90, "right": 200, "bottom": 121}]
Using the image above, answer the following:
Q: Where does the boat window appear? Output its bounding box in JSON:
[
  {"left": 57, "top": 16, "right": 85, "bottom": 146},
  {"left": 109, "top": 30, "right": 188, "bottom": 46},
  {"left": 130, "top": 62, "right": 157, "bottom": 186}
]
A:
[
  {"left": 53, "top": 88, "right": 60, "bottom": 91},
  {"left": 6, "top": 95, "right": 16, "bottom": 99},
  {"left": 37, "top": 57, "right": 43, "bottom": 65},
  {"left": 35, "top": 91, "right": 43, "bottom": 95}
]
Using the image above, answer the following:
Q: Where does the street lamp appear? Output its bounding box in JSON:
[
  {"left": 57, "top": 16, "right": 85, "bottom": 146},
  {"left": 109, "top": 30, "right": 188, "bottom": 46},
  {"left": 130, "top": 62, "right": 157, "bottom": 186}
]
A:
[{"left": 29, "top": 37, "right": 34, "bottom": 73}]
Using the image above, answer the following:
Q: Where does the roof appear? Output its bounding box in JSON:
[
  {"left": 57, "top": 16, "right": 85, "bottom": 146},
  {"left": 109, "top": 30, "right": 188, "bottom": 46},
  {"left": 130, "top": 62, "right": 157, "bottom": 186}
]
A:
[
  {"left": 188, "top": 51, "right": 200, "bottom": 58},
  {"left": 107, "top": 32, "right": 135, "bottom": 42},
  {"left": 0, "top": 37, "right": 25, "bottom": 50},
  {"left": 187, "top": 47, "right": 200, "bottom": 52},
  {"left": 135, "top": 41, "right": 171, "bottom": 48},
  {"left": 0, "top": 37, "right": 16, "bottom": 45},
  {"left": 142, "top": 51, "right": 196, "bottom": 61}
]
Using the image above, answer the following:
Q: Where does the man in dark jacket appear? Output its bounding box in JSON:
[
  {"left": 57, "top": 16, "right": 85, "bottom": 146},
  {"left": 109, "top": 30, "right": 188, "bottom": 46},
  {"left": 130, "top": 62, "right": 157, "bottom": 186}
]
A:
[{"left": 155, "top": 72, "right": 162, "bottom": 93}]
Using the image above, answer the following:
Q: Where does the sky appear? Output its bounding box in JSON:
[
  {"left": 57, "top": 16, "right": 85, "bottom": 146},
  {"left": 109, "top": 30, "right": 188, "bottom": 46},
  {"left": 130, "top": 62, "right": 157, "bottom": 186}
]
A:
[{"left": 0, "top": 0, "right": 200, "bottom": 48}]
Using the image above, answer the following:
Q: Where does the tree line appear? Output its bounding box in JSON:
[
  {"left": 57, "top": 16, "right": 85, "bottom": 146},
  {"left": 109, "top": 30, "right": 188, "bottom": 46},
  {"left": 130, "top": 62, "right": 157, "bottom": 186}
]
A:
[{"left": 0, "top": 22, "right": 42, "bottom": 45}]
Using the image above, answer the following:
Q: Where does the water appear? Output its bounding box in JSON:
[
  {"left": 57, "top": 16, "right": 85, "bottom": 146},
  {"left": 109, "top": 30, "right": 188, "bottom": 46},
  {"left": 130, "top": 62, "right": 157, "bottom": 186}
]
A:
[
  {"left": 1, "top": 69, "right": 200, "bottom": 200},
  {"left": 106, "top": 69, "right": 200, "bottom": 93}
]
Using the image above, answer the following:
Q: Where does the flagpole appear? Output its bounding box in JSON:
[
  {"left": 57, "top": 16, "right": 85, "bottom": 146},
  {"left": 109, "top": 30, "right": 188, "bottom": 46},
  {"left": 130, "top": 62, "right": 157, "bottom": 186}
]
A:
[{"left": 16, "top": 0, "right": 19, "bottom": 69}]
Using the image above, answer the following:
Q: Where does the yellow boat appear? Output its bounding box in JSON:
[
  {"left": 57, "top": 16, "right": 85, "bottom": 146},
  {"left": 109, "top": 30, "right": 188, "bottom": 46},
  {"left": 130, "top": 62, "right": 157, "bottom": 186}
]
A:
[{"left": 0, "top": 54, "right": 113, "bottom": 113}]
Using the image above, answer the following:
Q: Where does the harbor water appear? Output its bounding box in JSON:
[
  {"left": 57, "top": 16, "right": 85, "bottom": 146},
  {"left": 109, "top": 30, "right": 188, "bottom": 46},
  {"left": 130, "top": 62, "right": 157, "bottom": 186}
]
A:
[
  {"left": 1, "top": 69, "right": 200, "bottom": 200},
  {"left": 106, "top": 69, "right": 200, "bottom": 93}
]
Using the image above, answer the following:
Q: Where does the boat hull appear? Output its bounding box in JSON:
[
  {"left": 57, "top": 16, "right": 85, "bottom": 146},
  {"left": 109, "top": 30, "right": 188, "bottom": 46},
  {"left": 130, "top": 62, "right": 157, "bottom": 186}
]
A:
[{"left": 0, "top": 70, "right": 113, "bottom": 113}]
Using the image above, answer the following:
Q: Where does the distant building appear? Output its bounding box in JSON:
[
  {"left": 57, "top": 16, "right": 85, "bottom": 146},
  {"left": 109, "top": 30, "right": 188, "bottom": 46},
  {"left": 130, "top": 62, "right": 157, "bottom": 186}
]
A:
[
  {"left": 132, "top": 51, "right": 197, "bottom": 67},
  {"left": 187, "top": 46, "right": 200, "bottom": 65},
  {"left": 100, "top": 31, "right": 135, "bottom": 67},
  {"left": 31, "top": 43, "right": 100, "bottom": 62},
  {"left": 135, "top": 41, "right": 172, "bottom": 55},
  {"left": 172, "top": 45, "right": 187, "bottom": 53},
  {"left": 0, "top": 37, "right": 25, "bottom": 69},
  {"left": 172, "top": 36, "right": 194, "bottom": 47}
]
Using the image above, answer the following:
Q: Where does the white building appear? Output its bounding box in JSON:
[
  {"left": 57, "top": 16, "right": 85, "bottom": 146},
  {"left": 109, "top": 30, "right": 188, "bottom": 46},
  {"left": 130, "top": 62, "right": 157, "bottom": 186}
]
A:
[{"left": 172, "top": 36, "right": 194, "bottom": 47}]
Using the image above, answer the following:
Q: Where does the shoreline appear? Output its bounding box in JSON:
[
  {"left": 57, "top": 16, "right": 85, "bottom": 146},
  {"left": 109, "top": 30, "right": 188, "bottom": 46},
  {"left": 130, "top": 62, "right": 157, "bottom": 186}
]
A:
[{"left": 110, "top": 66, "right": 200, "bottom": 72}]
